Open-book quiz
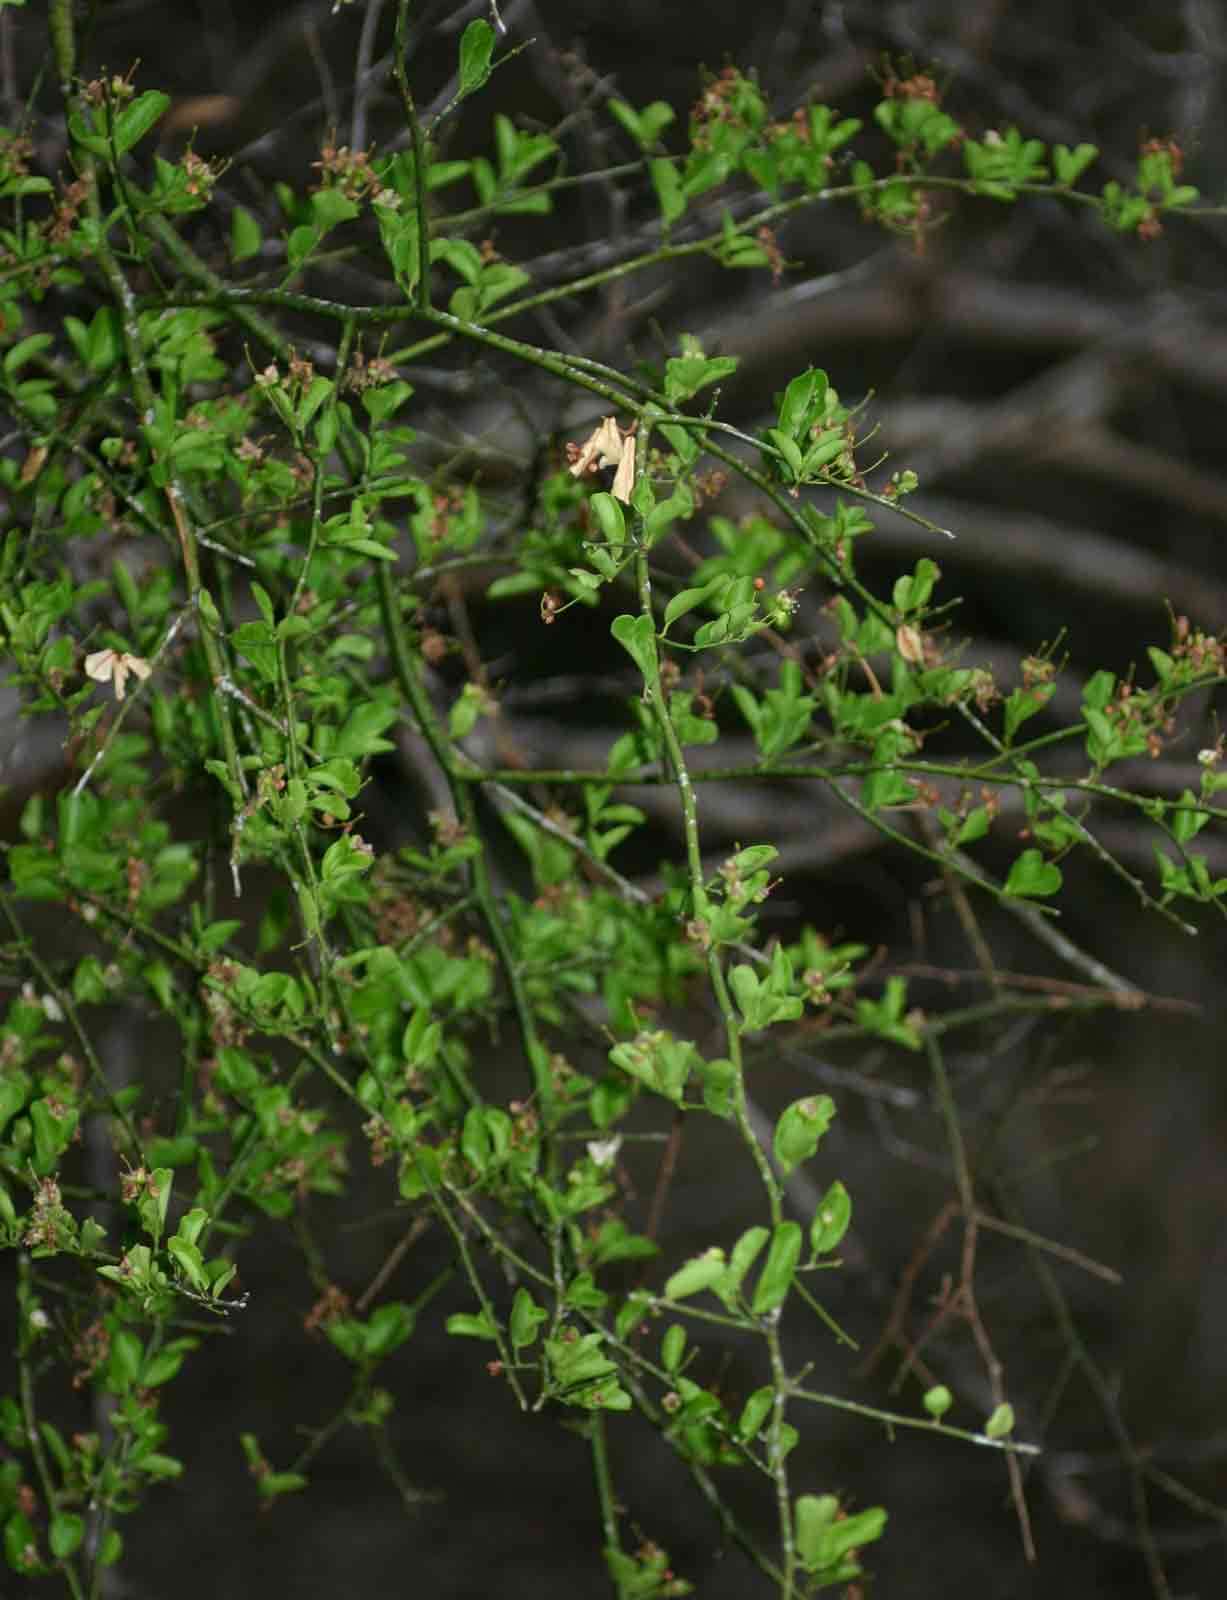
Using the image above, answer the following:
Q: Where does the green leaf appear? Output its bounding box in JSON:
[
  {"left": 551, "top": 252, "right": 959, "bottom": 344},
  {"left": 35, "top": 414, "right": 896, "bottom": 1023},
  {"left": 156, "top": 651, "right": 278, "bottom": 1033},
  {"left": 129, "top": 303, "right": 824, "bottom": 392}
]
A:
[
  {"left": 660, "top": 1323, "right": 687, "bottom": 1374},
  {"left": 750, "top": 1221, "right": 802, "bottom": 1314},
  {"left": 609, "top": 97, "right": 675, "bottom": 151},
  {"left": 773, "top": 1095, "right": 836, "bottom": 1176},
  {"left": 310, "top": 188, "right": 359, "bottom": 229},
  {"left": 5, "top": 1511, "right": 41, "bottom": 1574},
  {"left": 29, "top": 1095, "right": 79, "bottom": 1173},
  {"left": 49, "top": 1512, "right": 84, "bottom": 1559},
  {"left": 809, "top": 1180, "right": 852, "bottom": 1255},
  {"left": 167, "top": 1235, "right": 209, "bottom": 1293},
  {"left": 365, "top": 1302, "right": 416, "bottom": 1358},
  {"left": 332, "top": 701, "right": 397, "bottom": 758},
  {"left": 767, "top": 428, "right": 803, "bottom": 480},
  {"left": 663, "top": 1247, "right": 727, "bottom": 1301},
  {"left": 510, "top": 1288, "right": 547, "bottom": 1351},
  {"left": 4, "top": 332, "right": 53, "bottom": 378},
  {"left": 230, "top": 206, "right": 262, "bottom": 263},
  {"left": 737, "top": 1386, "right": 774, "bottom": 1440},
  {"left": 795, "top": 1494, "right": 839, "bottom": 1571},
  {"left": 231, "top": 620, "right": 278, "bottom": 684},
  {"left": 924, "top": 1384, "right": 953, "bottom": 1419},
  {"left": 610, "top": 612, "right": 658, "bottom": 681},
  {"left": 893, "top": 557, "right": 940, "bottom": 614},
  {"left": 1003, "top": 848, "right": 1062, "bottom": 898},
  {"left": 113, "top": 91, "right": 171, "bottom": 156},
  {"left": 984, "top": 1402, "right": 1015, "bottom": 1438},
  {"left": 458, "top": 18, "right": 495, "bottom": 98},
  {"left": 700, "top": 1056, "right": 737, "bottom": 1118},
  {"left": 1054, "top": 142, "right": 1098, "bottom": 185},
  {"left": 590, "top": 491, "right": 626, "bottom": 547},
  {"left": 0, "top": 1068, "right": 30, "bottom": 1133},
  {"left": 795, "top": 1495, "right": 887, "bottom": 1577},
  {"left": 446, "top": 1310, "right": 499, "bottom": 1340},
  {"left": 664, "top": 352, "right": 738, "bottom": 404},
  {"left": 650, "top": 157, "right": 685, "bottom": 224},
  {"left": 779, "top": 367, "right": 825, "bottom": 435},
  {"left": 713, "top": 1226, "right": 769, "bottom": 1310},
  {"left": 663, "top": 581, "right": 717, "bottom": 631}
]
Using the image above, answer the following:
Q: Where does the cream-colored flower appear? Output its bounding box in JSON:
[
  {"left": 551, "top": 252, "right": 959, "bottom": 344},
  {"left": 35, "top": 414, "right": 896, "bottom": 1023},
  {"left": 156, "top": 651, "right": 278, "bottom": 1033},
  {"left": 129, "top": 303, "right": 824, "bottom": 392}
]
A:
[
  {"left": 586, "top": 1136, "right": 622, "bottom": 1169},
  {"left": 569, "top": 416, "right": 636, "bottom": 504},
  {"left": 84, "top": 648, "right": 152, "bottom": 702}
]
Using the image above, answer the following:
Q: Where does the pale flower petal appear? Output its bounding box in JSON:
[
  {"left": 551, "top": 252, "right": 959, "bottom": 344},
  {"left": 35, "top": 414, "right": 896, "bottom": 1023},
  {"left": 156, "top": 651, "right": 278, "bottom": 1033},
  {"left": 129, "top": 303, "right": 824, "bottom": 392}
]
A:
[
  {"left": 611, "top": 443, "right": 636, "bottom": 504},
  {"left": 569, "top": 416, "right": 625, "bottom": 479},
  {"left": 586, "top": 1136, "right": 622, "bottom": 1168},
  {"left": 84, "top": 648, "right": 117, "bottom": 683},
  {"left": 84, "top": 648, "right": 151, "bottom": 701}
]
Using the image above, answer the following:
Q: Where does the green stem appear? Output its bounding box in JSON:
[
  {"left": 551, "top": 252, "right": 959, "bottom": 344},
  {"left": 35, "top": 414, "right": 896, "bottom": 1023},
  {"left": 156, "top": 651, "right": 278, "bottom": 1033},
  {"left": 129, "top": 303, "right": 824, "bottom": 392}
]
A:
[
  {"left": 16, "top": 1255, "right": 87, "bottom": 1600},
  {"left": 789, "top": 1383, "right": 1040, "bottom": 1454},
  {"left": 49, "top": 0, "right": 75, "bottom": 95},
  {"left": 393, "top": 0, "right": 432, "bottom": 315},
  {"left": 589, "top": 1414, "right": 627, "bottom": 1597},
  {"left": 375, "top": 560, "right": 555, "bottom": 1119}
]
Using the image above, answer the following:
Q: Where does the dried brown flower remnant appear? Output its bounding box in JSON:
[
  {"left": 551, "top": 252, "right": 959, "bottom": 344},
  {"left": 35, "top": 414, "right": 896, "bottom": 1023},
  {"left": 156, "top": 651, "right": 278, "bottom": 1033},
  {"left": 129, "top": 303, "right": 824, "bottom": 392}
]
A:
[{"left": 567, "top": 417, "right": 636, "bottom": 504}]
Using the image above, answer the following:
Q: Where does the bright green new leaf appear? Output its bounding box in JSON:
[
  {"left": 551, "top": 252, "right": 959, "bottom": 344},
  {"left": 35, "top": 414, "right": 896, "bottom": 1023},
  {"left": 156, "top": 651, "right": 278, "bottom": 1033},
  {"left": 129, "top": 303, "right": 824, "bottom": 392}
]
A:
[
  {"left": 751, "top": 1221, "right": 802, "bottom": 1314},
  {"left": 664, "top": 1247, "right": 727, "bottom": 1301}
]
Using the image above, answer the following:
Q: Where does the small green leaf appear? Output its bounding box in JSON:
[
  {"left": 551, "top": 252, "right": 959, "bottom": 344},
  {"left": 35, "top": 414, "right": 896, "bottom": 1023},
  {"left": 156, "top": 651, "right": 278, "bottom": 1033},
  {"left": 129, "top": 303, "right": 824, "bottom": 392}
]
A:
[
  {"left": 1003, "top": 848, "right": 1062, "bottom": 898},
  {"left": 446, "top": 1310, "right": 499, "bottom": 1340},
  {"left": 458, "top": 18, "right": 495, "bottom": 97},
  {"left": 510, "top": 1288, "right": 546, "bottom": 1351},
  {"left": 750, "top": 1221, "right": 802, "bottom": 1314},
  {"left": 923, "top": 1384, "right": 953, "bottom": 1420},
  {"left": 1054, "top": 142, "right": 1098, "bottom": 186},
  {"left": 660, "top": 1323, "right": 687, "bottom": 1374},
  {"left": 113, "top": 90, "right": 171, "bottom": 156},
  {"left": 794, "top": 1494, "right": 839, "bottom": 1571},
  {"left": 609, "top": 97, "right": 675, "bottom": 151},
  {"left": 49, "top": 1512, "right": 84, "bottom": 1559},
  {"left": 650, "top": 157, "right": 685, "bottom": 224},
  {"left": 231, "top": 205, "right": 262, "bottom": 263},
  {"left": 984, "top": 1402, "right": 1015, "bottom": 1438},
  {"left": 663, "top": 582, "right": 717, "bottom": 631},
  {"left": 772, "top": 1095, "right": 836, "bottom": 1176},
  {"left": 737, "top": 1386, "right": 774, "bottom": 1440},
  {"left": 714, "top": 1225, "right": 769, "bottom": 1309},
  {"left": 809, "top": 1180, "right": 852, "bottom": 1255},
  {"left": 664, "top": 1247, "right": 727, "bottom": 1301},
  {"left": 590, "top": 491, "right": 626, "bottom": 547},
  {"left": 167, "top": 1236, "right": 209, "bottom": 1293},
  {"left": 332, "top": 701, "right": 397, "bottom": 758},
  {"left": 610, "top": 612, "right": 658, "bottom": 681}
]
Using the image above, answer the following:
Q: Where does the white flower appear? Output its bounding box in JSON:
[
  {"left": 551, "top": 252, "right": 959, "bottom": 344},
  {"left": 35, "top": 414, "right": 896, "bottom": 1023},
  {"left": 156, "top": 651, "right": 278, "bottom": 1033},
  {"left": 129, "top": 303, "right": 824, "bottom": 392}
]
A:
[
  {"left": 84, "top": 648, "right": 152, "bottom": 702},
  {"left": 586, "top": 1136, "right": 622, "bottom": 1168}
]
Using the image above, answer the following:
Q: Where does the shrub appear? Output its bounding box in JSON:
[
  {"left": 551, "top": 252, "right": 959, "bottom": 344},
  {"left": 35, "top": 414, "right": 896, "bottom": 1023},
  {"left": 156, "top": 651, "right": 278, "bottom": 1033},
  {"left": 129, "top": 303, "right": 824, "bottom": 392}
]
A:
[{"left": 0, "top": 2, "right": 1223, "bottom": 1595}]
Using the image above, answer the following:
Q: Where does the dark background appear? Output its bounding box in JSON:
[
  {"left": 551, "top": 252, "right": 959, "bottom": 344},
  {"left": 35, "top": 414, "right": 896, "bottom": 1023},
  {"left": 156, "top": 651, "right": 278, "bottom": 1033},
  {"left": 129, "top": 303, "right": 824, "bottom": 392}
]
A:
[{"left": 4, "top": 2, "right": 1227, "bottom": 1597}]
